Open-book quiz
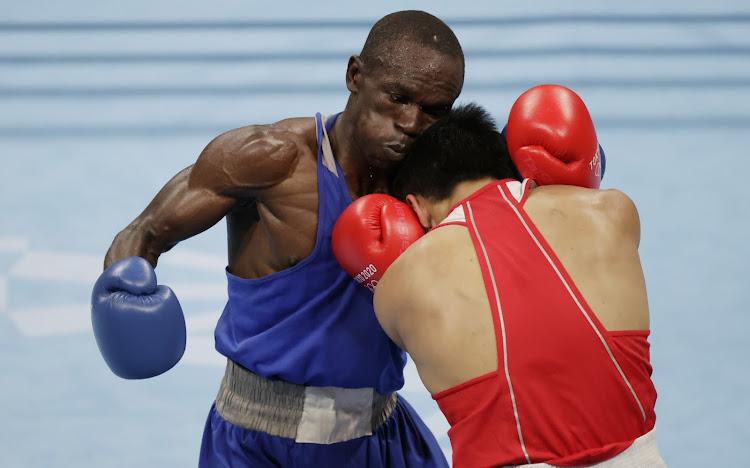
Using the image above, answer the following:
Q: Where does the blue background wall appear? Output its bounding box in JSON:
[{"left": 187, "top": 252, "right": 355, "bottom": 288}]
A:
[{"left": 2, "top": 1, "right": 748, "bottom": 466}]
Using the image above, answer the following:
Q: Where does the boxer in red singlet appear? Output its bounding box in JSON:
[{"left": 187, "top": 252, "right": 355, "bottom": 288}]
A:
[{"left": 334, "top": 93, "right": 666, "bottom": 467}]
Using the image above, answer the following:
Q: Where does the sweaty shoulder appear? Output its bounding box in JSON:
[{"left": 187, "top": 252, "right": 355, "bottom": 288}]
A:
[
  {"left": 598, "top": 188, "right": 641, "bottom": 245},
  {"left": 191, "top": 117, "right": 318, "bottom": 196},
  {"left": 528, "top": 185, "right": 641, "bottom": 245}
]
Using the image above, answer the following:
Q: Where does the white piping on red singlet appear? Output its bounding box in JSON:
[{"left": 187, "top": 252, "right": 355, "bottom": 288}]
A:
[
  {"left": 466, "top": 200, "right": 532, "bottom": 465},
  {"left": 497, "top": 182, "right": 647, "bottom": 422}
]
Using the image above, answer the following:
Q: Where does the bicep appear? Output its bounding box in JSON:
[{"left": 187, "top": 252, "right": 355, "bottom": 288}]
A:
[
  {"left": 374, "top": 242, "right": 437, "bottom": 352},
  {"left": 373, "top": 267, "right": 408, "bottom": 350}
]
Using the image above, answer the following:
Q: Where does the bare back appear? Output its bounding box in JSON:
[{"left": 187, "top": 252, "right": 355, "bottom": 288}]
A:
[
  {"left": 524, "top": 185, "right": 649, "bottom": 331},
  {"left": 374, "top": 184, "right": 649, "bottom": 395}
]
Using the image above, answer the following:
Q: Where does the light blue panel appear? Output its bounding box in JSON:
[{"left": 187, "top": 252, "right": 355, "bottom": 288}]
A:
[{"left": 1, "top": 1, "right": 749, "bottom": 467}]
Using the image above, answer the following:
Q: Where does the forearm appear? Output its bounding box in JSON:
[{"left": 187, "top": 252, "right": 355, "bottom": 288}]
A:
[{"left": 103, "top": 166, "right": 235, "bottom": 269}]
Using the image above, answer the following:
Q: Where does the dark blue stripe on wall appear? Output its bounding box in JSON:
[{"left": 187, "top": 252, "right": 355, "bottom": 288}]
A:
[
  {"left": 2, "top": 46, "right": 749, "bottom": 65},
  {"left": 1, "top": 14, "right": 749, "bottom": 31},
  {"left": 1, "top": 116, "right": 748, "bottom": 139},
  {"left": 1, "top": 78, "right": 748, "bottom": 98}
]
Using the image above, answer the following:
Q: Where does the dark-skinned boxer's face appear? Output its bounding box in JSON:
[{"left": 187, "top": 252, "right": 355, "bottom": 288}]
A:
[{"left": 345, "top": 42, "right": 464, "bottom": 169}]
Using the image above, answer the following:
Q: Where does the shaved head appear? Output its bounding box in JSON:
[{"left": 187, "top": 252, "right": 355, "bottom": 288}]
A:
[{"left": 360, "top": 10, "right": 464, "bottom": 78}]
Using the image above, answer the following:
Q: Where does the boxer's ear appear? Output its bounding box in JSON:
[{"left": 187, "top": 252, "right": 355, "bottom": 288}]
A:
[
  {"left": 346, "top": 55, "right": 364, "bottom": 94},
  {"left": 405, "top": 194, "right": 432, "bottom": 230}
]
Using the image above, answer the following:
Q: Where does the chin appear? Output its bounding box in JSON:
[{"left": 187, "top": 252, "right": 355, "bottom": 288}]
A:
[
  {"left": 373, "top": 156, "right": 402, "bottom": 170},
  {"left": 361, "top": 154, "right": 390, "bottom": 169},
  {"left": 366, "top": 158, "right": 390, "bottom": 170},
  {"left": 376, "top": 149, "right": 406, "bottom": 167}
]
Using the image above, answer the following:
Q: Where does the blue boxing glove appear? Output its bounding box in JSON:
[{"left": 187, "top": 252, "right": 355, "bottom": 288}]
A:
[{"left": 91, "top": 256, "right": 186, "bottom": 379}]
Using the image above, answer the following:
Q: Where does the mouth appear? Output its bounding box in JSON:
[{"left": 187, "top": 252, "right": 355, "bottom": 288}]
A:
[
  {"left": 386, "top": 143, "right": 407, "bottom": 154},
  {"left": 369, "top": 145, "right": 406, "bottom": 168}
]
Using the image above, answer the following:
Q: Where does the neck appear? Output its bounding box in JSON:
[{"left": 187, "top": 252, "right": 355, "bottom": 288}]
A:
[
  {"left": 326, "top": 110, "right": 352, "bottom": 163},
  {"left": 428, "top": 177, "right": 498, "bottom": 226},
  {"left": 327, "top": 110, "right": 390, "bottom": 196},
  {"left": 447, "top": 178, "right": 499, "bottom": 207}
]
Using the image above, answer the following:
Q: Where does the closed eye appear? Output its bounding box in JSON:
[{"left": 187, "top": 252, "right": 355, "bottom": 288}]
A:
[
  {"left": 422, "top": 105, "right": 450, "bottom": 118},
  {"left": 389, "top": 93, "right": 408, "bottom": 104}
]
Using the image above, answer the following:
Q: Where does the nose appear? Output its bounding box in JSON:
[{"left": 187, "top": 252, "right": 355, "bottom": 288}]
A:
[{"left": 395, "top": 104, "right": 425, "bottom": 138}]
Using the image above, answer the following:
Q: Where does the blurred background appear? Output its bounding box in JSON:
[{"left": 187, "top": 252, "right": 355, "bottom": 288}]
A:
[{"left": 1, "top": 0, "right": 748, "bottom": 466}]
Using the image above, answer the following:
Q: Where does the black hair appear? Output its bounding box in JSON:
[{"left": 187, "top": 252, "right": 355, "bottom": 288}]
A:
[
  {"left": 390, "top": 103, "right": 517, "bottom": 201},
  {"left": 360, "top": 10, "right": 464, "bottom": 73}
]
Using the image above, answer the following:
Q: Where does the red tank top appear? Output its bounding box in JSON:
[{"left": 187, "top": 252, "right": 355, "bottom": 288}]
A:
[{"left": 432, "top": 179, "right": 657, "bottom": 468}]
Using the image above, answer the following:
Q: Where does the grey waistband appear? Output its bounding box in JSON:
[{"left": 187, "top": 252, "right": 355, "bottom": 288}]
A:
[{"left": 215, "top": 359, "right": 398, "bottom": 445}]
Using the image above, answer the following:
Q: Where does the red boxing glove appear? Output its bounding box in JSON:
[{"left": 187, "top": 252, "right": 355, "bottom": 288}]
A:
[
  {"left": 332, "top": 194, "right": 424, "bottom": 292},
  {"left": 506, "top": 84, "right": 602, "bottom": 189}
]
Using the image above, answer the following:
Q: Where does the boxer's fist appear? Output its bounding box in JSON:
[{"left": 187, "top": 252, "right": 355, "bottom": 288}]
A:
[
  {"left": 91, "top": 256, "right": 186, "bottom": 379},
  {"left": 333, "top": 194, "right": 424, "bottom": 292},
  {"left": 506, "top": 84, "right": 603, "bottom": 188}
]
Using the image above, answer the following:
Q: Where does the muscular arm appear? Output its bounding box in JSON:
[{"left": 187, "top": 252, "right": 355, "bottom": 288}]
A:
[
  {"left": 374, "top": 229, "right": 499, "bottom": 395},
  {"left": 373, "top": 235, "right": 451, "bottom": 352},
  {"left": 372, "top": 256, "right": 413, "bottom": 351},
  {"left": 104, "top": 164, "right": 234, "bottom": 268},
  {"left": 104, "top": 125, "right": 302, "bottom": 269}
]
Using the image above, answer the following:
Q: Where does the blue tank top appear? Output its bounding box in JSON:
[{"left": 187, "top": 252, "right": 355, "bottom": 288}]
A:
[{"left": 214, "top": 113, "right": 406, "bottom": 394}]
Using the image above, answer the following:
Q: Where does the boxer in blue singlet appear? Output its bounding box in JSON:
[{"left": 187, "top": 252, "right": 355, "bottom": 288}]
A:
[{"left": 91, "top": 10, "right": 465, "bottom": 467}]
